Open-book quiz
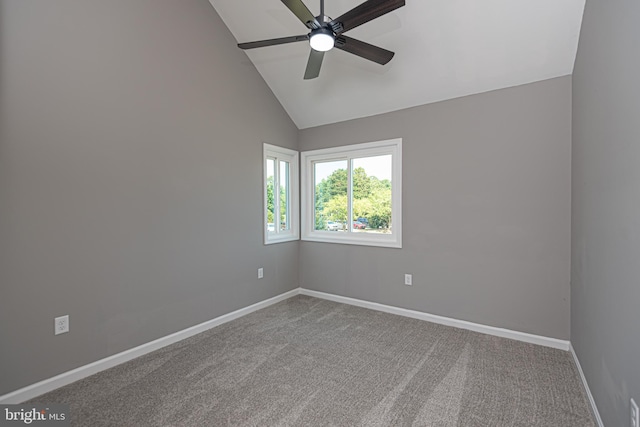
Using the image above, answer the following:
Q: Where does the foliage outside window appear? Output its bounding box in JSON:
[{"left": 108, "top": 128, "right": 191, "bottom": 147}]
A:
[
  {"left": 301, "top": 139, "right": 402, "bottom": 248},
  {"left": 264, "top": 144, "right": 299, "bottom": 244}
]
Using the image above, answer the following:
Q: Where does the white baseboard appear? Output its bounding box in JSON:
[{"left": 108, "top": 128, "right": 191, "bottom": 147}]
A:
[
  {"left": 0, "top": 288, "right": 300, "bottom": 404},
  {"left": 570, "top": 344, "right": 604, "bottom": 427},
  {"left": 299, "top": 288, "right": 570, "bottom": 351}
]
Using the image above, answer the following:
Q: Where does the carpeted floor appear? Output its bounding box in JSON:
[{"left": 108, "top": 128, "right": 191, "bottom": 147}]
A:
[{"left": 30, "top": 295, "right": 595, "bottom": 426}]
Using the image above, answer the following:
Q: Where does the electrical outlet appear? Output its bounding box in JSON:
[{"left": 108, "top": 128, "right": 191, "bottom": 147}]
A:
[
  {"left": 631, "top": 398, "right": 639, "bottom": 427},
  {"left": 404, "top": 274, "right": 412, "bottom": 286},
  {"left": 258, "top": 267, "right": 264, "bottom": 279},
  {"left": 54, "top": 315, "right": 69, "bottom": 335}
]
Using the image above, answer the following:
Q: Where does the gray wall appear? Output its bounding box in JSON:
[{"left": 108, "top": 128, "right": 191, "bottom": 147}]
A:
[
  {"left": 0, "top": 0, "right": 299, "bottom": 395},
  {"left": 572, "top": 0, "right": 640, "bottom": 425},
  {"left": 299, "top": 77, "right": 572, "bottom": 340}
]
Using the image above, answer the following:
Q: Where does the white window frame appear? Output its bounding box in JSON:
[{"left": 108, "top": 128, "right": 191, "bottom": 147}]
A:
[
  {"left": 301, "top": 138, "right": 402, "bottom": 248},
  {"left": 264, "top": 144, "right": 299, "bottom": 245}
]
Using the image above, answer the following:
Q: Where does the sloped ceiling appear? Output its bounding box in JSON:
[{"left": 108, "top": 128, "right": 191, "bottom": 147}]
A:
[{"left": 210, "top": 0, "right": 585, "bottom": 129}]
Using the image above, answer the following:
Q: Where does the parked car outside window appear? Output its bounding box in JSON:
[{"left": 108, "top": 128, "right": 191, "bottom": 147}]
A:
[{"left": 326, "top": 221, "right": 341, "bottom": 231}]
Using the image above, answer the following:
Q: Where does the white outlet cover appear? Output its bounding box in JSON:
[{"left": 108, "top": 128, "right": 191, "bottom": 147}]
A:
[
  {"left": 54, "top": 315, "right": 69, "bottom": 335},
  {"left": 632, "top": 398, "right": 639, "bottom": 427},
  {"left": 258, "top": 268, "right": 264, "bottom": 279},
  {"left": 404, "top": 274, "right": 412, "bottom": 286}
]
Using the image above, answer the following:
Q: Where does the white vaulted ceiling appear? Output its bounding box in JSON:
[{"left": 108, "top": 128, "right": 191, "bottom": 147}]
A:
[{"left": 210, "top": 0, "right": 585, "bottom": 129}]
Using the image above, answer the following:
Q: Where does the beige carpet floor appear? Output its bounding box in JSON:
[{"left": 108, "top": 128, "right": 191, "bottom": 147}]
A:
[{"left": 30, "top": 295, "right": 595, "bottom": 426}]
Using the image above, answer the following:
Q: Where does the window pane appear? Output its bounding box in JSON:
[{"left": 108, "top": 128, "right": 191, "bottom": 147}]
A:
[
  {"left": 314, "top": 160, "right": 348, "bottom": 231},
  {"left": 266, "top": 158, "right": 275, "bottom": 233},
  {"left": 351, "top": 155, "right": 392, "bottom": 234},
  {"left": 279, "top": 160, "right": 290, "bottom": 231}
]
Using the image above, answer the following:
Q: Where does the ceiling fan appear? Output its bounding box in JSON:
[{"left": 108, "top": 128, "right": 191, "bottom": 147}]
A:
[{"left": 237, "top": 0, "right": 405, "bottom": 79}]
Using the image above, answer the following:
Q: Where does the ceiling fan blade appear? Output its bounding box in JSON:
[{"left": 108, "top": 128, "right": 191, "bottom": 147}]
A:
[
  {"left": 304, "top": 49, "right": 325, "bottom": 79},
  {"left": 281, "top": 0, "right": 320, "bottom": 28},
  {"left": 334, "top": 35, "right": 394, "bottom": 65},
  {"left": 330, "top": 0, "right": 405, "bottom": 34},
  {"left": 238, "top": 35, "right": 308, "bottom": 50}
]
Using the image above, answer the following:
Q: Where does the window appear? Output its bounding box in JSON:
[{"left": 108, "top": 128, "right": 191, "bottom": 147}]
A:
[
  {"left": 301, "top": 139, "right": 402, "bottom": 248},
  {"left": 264, "top": 144, "right": 299, "bottom": 244}
]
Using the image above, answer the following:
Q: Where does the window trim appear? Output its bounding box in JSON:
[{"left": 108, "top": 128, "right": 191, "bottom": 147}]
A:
[
  {"left": 301, "top": 138, "right": 402, "bottom": 248},
  {"left": 264, "top": 143, "right": 299, "bottom": 245}
]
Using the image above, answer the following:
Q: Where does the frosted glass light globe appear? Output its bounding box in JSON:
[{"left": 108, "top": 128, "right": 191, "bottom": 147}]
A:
[{"left": 310, "top": 32, "right": 334, "bottom": 52}]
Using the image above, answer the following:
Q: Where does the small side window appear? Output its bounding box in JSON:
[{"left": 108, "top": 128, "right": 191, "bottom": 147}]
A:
[{"left": 264, "top": 144, "right": 299, "bottom": 244}]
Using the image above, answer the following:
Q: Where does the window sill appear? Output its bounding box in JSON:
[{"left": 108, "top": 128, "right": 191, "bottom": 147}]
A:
[
  {"left": 265, "top": 233, "right": 299, "bottom": 245},
  {"left": 301, "top": 232, "right": 401, "bottom": 248}
]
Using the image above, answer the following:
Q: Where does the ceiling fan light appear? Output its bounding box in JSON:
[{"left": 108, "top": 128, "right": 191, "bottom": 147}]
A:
[{"left": 310, "top": 31, "right": 334, "bottom": 52}]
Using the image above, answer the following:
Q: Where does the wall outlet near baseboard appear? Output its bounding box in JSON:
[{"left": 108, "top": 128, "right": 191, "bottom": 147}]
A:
[
  {"left": 404, "top": 274, "right": 412, "bottom": 286},
  {"left": 631, "top": 398, "right": 639, "bottom": 427},
  {"left": 54, "top": 315, "right": 69, "bottom": 335},
  {"left": 258, "top": 267, "right": 264, "bottom": 279}
]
